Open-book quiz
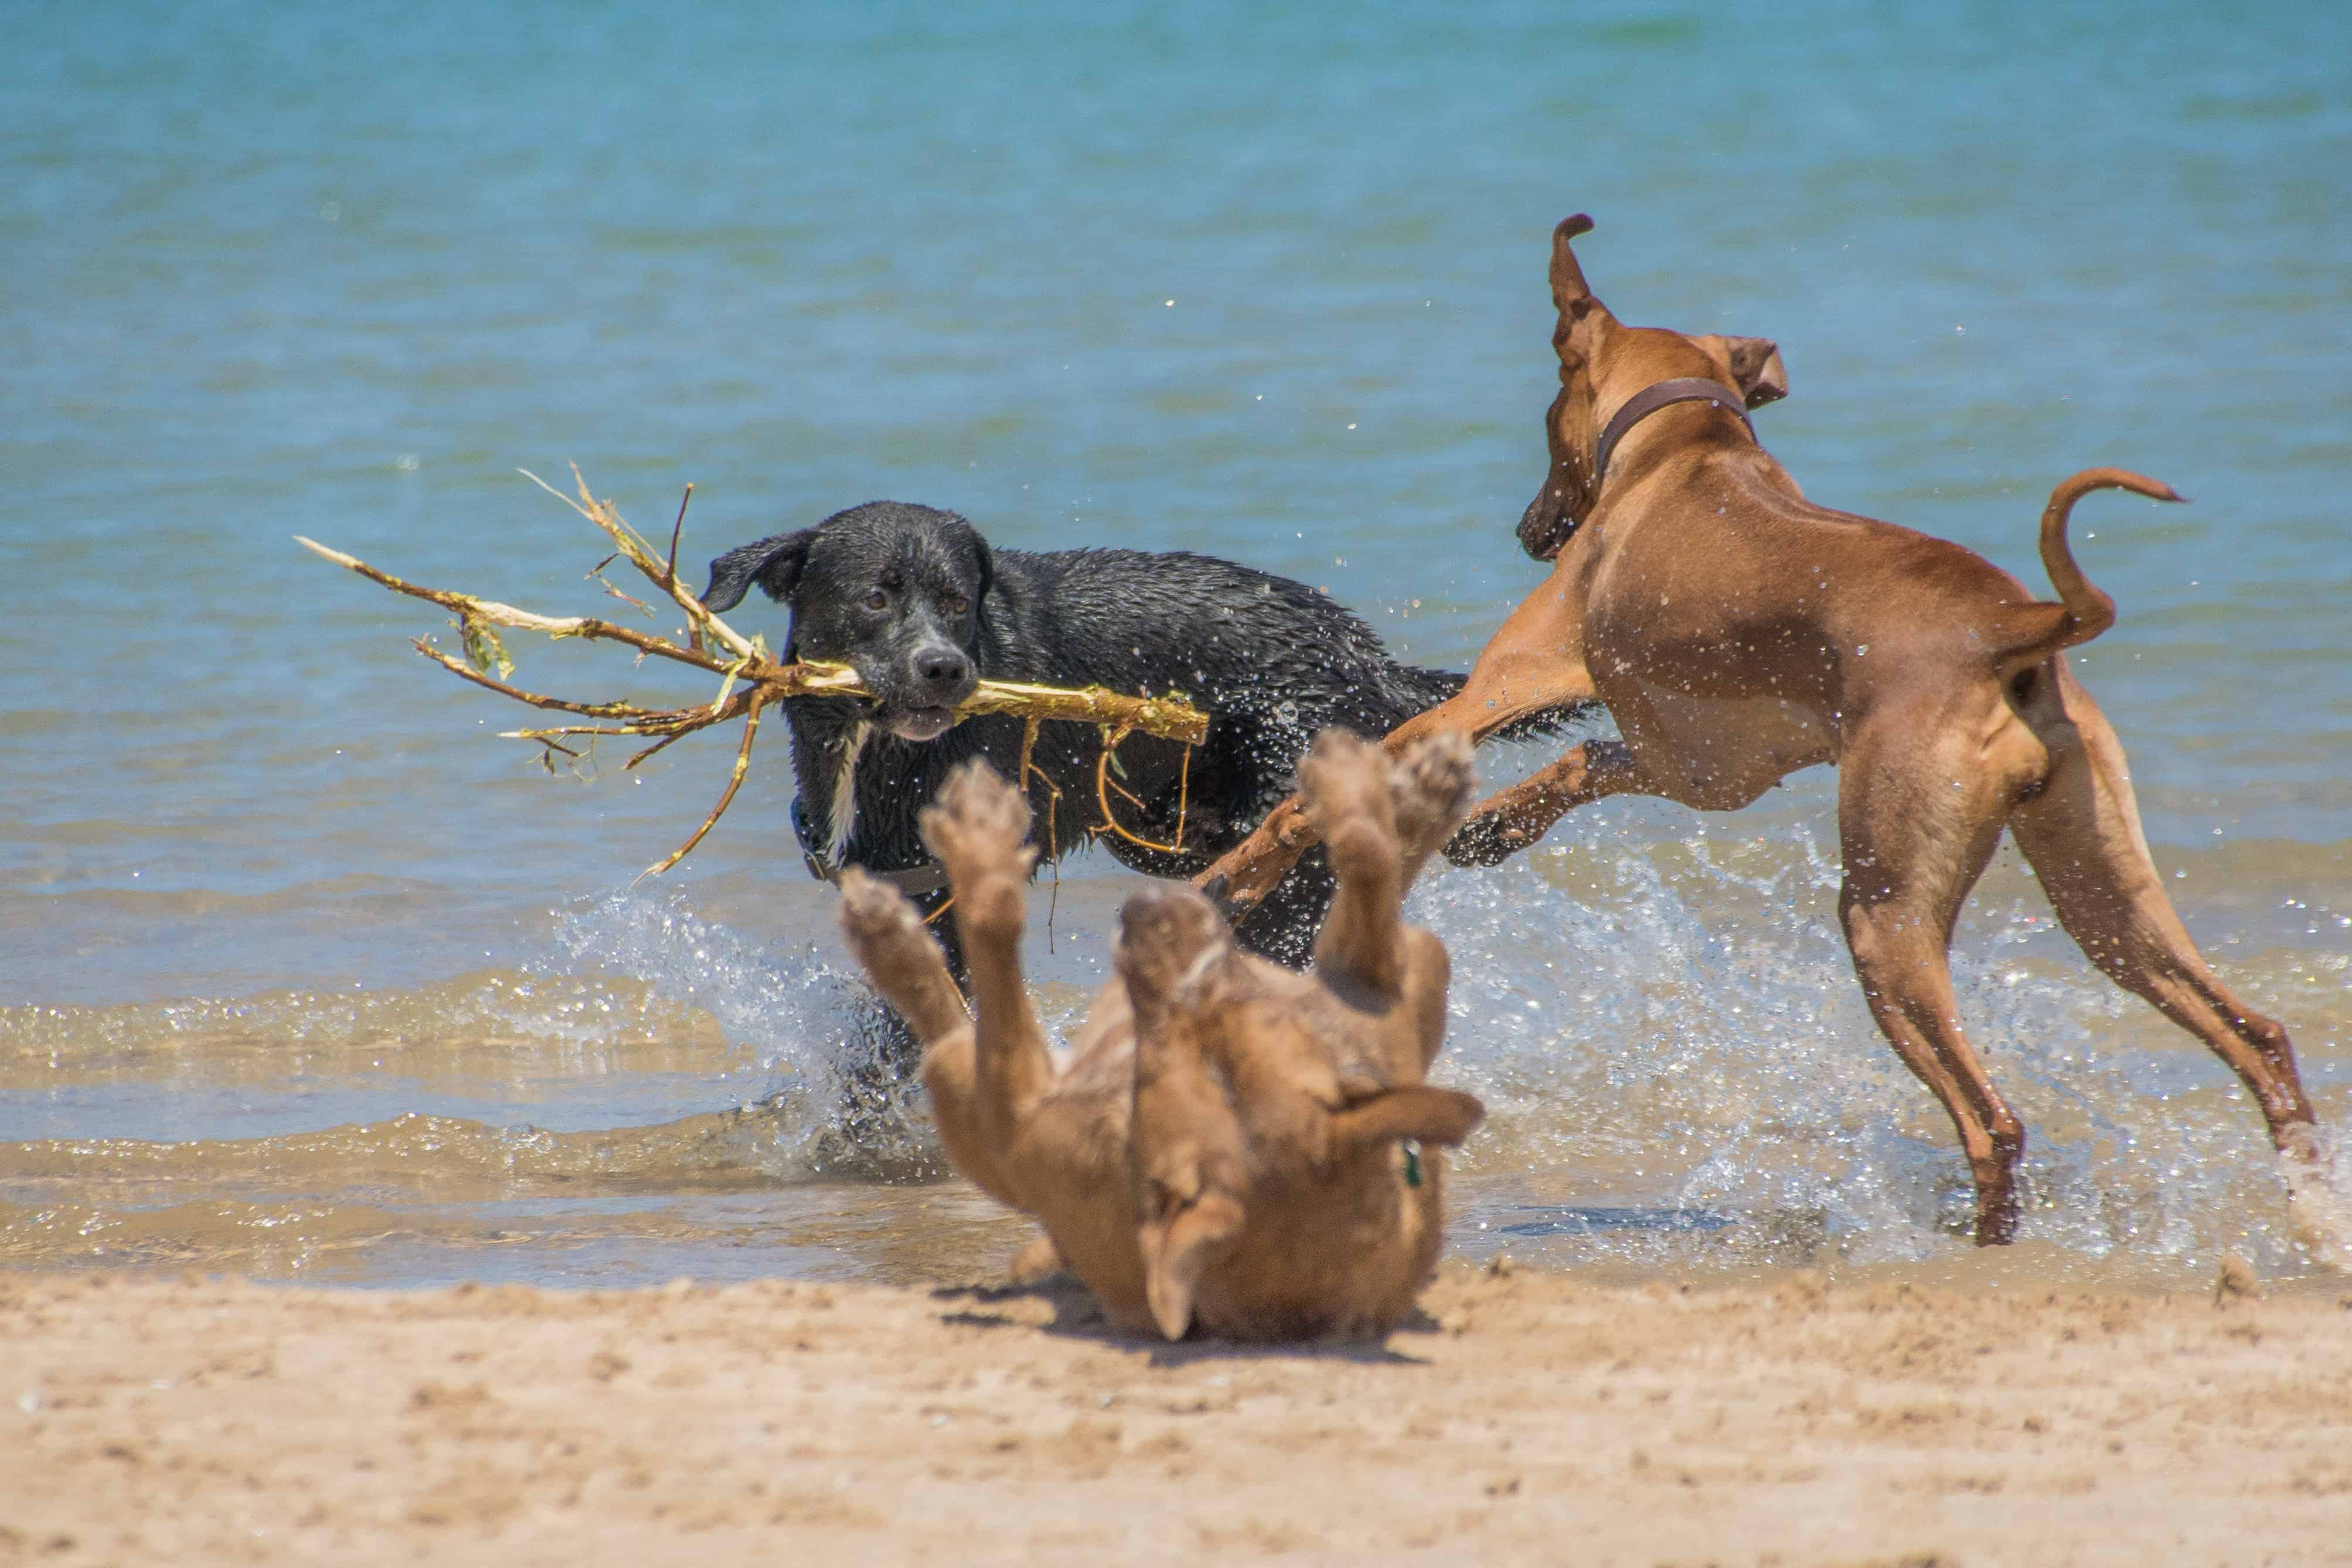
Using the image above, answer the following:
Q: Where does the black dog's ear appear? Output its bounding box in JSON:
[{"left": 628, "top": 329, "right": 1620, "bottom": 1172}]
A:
[
  {"left": 702, "top": 530, "right": 816, "bottom": 612},
  {"left": 970, "top": 532, "right": 995, "bottom": 614}
]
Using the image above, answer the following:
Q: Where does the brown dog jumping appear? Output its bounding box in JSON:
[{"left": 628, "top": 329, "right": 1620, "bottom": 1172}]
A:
[
  {"left": 835, "top": 729, "right": 1484, "bottom": 1339},
  {"left": 1198, "top": 215, "right": 2333, "bottom": 1251}
]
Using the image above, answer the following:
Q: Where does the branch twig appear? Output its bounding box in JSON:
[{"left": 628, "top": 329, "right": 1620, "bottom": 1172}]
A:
[
  {"left": 296, "top": 536, "right": 734, "bottom": 676},
  {"left": 302, "top": 469, "right": 1211, "bottom": 880},
  {"left": 633, "top": 694, "right": 766, "bottom": 885}
]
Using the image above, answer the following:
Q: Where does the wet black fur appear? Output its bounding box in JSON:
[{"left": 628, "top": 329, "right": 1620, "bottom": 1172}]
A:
[{"left": 705, "top": 501, "right": 1503, "bottom": 976}]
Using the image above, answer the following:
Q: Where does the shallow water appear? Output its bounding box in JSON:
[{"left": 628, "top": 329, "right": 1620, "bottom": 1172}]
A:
[{"left": 5, "top": 2, "right": 2349, "bottom": 1293}]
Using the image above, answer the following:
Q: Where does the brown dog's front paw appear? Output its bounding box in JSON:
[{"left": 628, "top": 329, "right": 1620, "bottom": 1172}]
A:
[
  {"left": 836, "top": 868, "right": 928, "bottom": 959},
  {"left": 1389, "top": 733, "right": 1476, "bottom": 862},
  {"left": 920, "top": 759, "right": 1038, "bottom": 883},
  {"left": 1299, "top": 729, "right": 1391, "bottom": 828},
  {"left": 836, "top": 869, "right": 971, "bottom": 1042},
  {"left": 1299, "top": 729, "right": 1396, "bottom": 879}
]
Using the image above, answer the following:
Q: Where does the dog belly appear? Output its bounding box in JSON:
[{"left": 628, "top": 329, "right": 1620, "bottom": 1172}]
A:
[{"left": 1622, "top": 681, "right": 1837, "bottom": 808}]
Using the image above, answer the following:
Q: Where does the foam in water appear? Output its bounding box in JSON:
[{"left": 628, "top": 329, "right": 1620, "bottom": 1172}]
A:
[
  {"left": 543, "top": 796, "right": 2347, "bottom": 1284},
  {"left": 550, "top": 888, "right": 947, "bottom": 1179},
  {"left": 1409, "top": 794, "right": 2348, "bottom": 1280}
]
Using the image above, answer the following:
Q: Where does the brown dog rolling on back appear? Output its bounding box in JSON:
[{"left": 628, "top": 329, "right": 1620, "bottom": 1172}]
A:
[
  {"left": 1197, "top": 215, "right": 2338, "bottom": 1255},
  {"left": 835, "top": 729, "right": 1484, "bottom": 1339}
]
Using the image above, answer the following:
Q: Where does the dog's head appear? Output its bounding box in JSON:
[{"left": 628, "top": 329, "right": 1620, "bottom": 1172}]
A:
[
  {"left": 703, "top": 501, "right": 991, "bottom": 743},
  {"left": 1116, "top": 887, "right": 1254, "bottom": 1340},
  {"left": 1516, "top": 214, "right": 1789, "bottom": 561},
  {"left": 1116, "top": 885, "right": 1484, "bottom": 1341}
]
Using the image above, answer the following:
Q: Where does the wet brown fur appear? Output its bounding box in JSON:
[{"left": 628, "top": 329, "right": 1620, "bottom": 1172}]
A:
[
  {"left": 1196, "top": 215, "right": 2326, "bottom": 1249},
  {"left": 835, "top": 730, "right": 1484, "bottom": 1339}
]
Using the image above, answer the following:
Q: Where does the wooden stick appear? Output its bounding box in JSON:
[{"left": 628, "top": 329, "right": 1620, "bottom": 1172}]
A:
[
  {"left": 667, "top": 484, "right": 701, "bottom": 652},
  {"left": 519, "top": 466, "right": 758, "bottom": 663},
  {"left": 301, "top": 468, "right": 1213, "bottom": 880},
  {"left": 309, "top": 534, "right": 1208, "bottom": 744},
  {"left": 410, "top": 639, "right": 691, "bottom": 722},
  {"left": 297, "top": 536, "right": 735, "bottom": 676},
  {"left": 633, "top": 694, "right": 766, "bottom": 886},
  {"left": 936, "top": 675, "right": 1208, "bottom": 746},
  {"left": 1093, "top": 724, "right": 1188, "bottom": 854}
]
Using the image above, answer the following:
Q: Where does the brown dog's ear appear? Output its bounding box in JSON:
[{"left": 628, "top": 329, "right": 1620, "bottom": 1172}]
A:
[
  {"left": 1549, "top": 213, "right": 1597, "bottom": 310},
  {"left": 1330, "top": 1085, "right": 1486, "bottom": 1152},
  {"left": 1139, "top": 1189, "right": 1243, "bottom": 1341},
  {"left": 1696, "top": 334, "right": 1789, "bottom": 410}
]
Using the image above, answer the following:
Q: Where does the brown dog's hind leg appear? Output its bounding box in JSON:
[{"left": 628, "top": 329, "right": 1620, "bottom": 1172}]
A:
[
  {"left": 2008, "top": 663, "right": 2320, "bottom": 1167},
  {"left": 1837, "top": 702, "right": 2038, "bottom": 1245},
  {"left": 920, "top": 761, "right": 1056, "bottom": 1137},
  {"left": 1446, "top": 739, "right": 1640, "bottom": 866}
]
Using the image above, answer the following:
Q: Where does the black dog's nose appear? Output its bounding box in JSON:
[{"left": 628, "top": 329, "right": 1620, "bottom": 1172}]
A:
[{"left": 915, "top": 648, "right": 972, "bottom": 690}]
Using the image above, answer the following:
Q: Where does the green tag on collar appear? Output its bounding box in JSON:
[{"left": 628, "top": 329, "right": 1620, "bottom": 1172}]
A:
[{"left": 1402, "top": 1141, "right": 1423, "bottom": 1188}]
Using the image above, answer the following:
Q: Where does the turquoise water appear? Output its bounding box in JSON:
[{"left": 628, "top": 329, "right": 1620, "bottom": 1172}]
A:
[{"left": 4, "top": 2, "right": 2348, "bottom": 1287}]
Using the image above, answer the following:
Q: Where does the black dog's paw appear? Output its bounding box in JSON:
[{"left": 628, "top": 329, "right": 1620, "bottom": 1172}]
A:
[{"left": 1441, "top": 814, "right": 1528, "bottom": 869}]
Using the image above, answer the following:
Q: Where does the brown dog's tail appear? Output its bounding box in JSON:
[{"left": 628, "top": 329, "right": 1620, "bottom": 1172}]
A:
[{"left": 1984, "top": 467, "right": 2183, "bottom": 675}]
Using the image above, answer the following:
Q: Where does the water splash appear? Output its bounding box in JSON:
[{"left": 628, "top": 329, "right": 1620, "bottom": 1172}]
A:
[
  {"left": 1412, "top": 800, "right": 2348, "bottom": 1281},
  {"left": 549, "top": 889, "right": 947, "bottom": 1179}
]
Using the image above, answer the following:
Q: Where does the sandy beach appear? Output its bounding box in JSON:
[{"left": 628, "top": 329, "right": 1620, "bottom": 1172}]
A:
[
  {"left": 7, "top": 1263, "right": 2348, "bottom": 1566},
  {"left": 11, "top": 8, "right": 2352, "bottom": 1567}
]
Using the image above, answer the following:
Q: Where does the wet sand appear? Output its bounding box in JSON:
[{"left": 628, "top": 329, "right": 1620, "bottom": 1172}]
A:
[{"left": 6, "top": 1264, "right": 2348, "bottom": 1566}]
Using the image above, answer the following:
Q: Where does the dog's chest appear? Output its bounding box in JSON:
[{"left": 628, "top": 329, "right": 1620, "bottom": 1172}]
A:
[
  {"left": 1625, "top": 679, "right": 1840, "bottom": 790},
  {"left": 828, "top": 722, "right": 872, "bottom": 861}
]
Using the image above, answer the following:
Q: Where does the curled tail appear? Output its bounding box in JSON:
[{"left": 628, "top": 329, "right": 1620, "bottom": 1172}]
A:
[{"left": 1986, "top": 467, "right": 2183, "bottom": 675}]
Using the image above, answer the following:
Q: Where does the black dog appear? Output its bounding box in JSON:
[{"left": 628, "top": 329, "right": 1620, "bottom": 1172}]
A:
[{"left": 703, "top": 501, "right": 1537, "bottom": 979}]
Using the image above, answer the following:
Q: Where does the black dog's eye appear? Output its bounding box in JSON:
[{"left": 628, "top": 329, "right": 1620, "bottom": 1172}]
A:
[
  {"left": 951, "top": 596, "right": 970, "bottom": 615},
  {"left": 863, "top": 589, "right": 888, "bottom": 611}
]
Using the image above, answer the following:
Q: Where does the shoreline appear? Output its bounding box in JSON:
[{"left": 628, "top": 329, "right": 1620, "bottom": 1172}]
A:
[{"left": 6, "top": 1264, "right": 2348, "bottom": 1566}]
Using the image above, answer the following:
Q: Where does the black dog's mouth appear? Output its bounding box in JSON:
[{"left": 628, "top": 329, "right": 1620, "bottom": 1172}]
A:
[{"left": 883, "top": 705, "right": 959, "bottom": 743}]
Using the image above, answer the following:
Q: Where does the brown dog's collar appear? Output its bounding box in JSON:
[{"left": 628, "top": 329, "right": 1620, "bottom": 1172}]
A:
[{"left": 1593, "top": 377, "right": 1756, "bottom": 486}]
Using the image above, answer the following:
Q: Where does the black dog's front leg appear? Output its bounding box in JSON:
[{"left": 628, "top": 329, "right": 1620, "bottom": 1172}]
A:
[
  {"left": 1228, "top": 842, "right": 1339, "bottom": 969},
  {"left": 828, "top": 875, "right": 959, "bottom": 1159}
]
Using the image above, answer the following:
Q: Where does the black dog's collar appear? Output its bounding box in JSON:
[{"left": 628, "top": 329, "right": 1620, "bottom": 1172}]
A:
[
  {"left": 791, "top": 795, "right": 952, "bottom": 896},
  {"left": 1593, "top": 376, "right": 1756, "bottom": 487}
]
